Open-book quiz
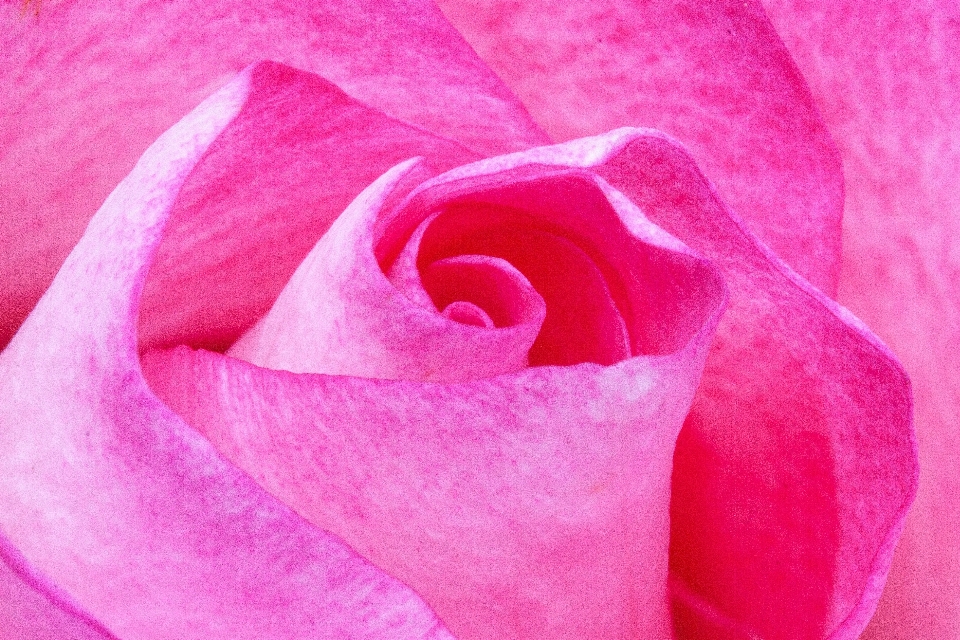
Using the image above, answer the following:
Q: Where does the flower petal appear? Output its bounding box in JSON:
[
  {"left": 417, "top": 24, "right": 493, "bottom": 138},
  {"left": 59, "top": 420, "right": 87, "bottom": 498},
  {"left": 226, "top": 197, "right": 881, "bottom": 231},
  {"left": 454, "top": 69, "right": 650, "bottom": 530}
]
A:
[
  {"left": 1, "top": 535, "right": 117, "bottom": 640},
  {"left": 759, "top": 2, "right": 960, "bottom": 637},
  {"left": 225, "top": 159, "right": 549, "bottom": 382},
  {"left": 137, "top": 61, "right": 479, "bottom": 353},
  {"left": 0, "top": 0, "right": 549, "bottom": 349},
  {"left": 434, "top": 0, "right": 844, "bottom": 296},
  {"left": 0, "top": 67, "right": 453, "bottom": 640},
  {"left": 143, "top": 131, "right": 728, "bottom": 639},
  {"left": 593, "top": 134, "right": 918, "bottom": 639}
]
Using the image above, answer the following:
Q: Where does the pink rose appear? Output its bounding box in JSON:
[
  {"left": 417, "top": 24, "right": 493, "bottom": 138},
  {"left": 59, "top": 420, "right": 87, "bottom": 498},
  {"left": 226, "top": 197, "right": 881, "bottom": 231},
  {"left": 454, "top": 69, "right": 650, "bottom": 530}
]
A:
[{"left": 1, "top": 1, "right": 951, "bottom": 638}]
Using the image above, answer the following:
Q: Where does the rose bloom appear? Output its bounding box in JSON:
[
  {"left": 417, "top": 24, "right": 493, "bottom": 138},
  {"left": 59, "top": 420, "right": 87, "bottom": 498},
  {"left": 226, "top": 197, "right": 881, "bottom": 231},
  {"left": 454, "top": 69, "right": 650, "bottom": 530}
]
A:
[{"left": 0, "top": 1, "right": 955, "bottom": 639}]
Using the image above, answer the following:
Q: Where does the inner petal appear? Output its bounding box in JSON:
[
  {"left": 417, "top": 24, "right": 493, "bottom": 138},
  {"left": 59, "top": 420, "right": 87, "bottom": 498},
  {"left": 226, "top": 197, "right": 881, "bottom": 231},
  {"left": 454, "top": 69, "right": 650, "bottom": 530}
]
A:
[
  {"left": 381, "top": 172, "right": 726, "bottom": 360},
  {"left": 422, "top": 254, "right": 546, "bottom": 328},
  {"left": 418, "top": 204, "right": 631, "bottom": 367},
  {"left": 440, "top": 301, "right": 494, "bottom": 328}
]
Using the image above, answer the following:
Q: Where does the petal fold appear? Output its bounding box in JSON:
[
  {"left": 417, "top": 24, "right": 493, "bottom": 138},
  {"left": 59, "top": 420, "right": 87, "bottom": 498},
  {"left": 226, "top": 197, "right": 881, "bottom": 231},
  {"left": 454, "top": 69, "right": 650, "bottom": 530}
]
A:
[
  {"left": 144, "top": 132, "right": 728, "bottom": 639},
  {"left": 758, "top": 2, "right": 960, "bottom": 637},
  {"left": 0, "top": 535, "right": 117, "bottom": 640},
  {"left": 138, "top": 61, "right": 479, "bottom": 352},
  {"left": 0, "top": 67, "right": 453, "bottom": 640},
  {"left": 435, "top": 0, "right": 844, "bottom": 295},
  {"left": 0, "top": 0, "right": 549, "bottom": 349},
  {"left": 592, "top": 133, "right": 917, "bottom": 639}
]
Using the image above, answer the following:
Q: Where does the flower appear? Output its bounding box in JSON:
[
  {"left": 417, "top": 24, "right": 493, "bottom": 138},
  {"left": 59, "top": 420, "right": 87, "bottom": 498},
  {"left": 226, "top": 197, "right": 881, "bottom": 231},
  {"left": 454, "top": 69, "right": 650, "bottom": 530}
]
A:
[{"left": 0, "top": 1, "right": 942, "bottom": 638}]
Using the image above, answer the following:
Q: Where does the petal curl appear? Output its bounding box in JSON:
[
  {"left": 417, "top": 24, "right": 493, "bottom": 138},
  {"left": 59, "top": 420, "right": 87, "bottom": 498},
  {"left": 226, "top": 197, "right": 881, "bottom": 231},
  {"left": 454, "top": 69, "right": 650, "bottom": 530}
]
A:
[
  {"left": 759, "top": 2, "right": 960, "bottom": 637},
  {"left": 225, "top": 160, "right": 548, "bottom": 382},
  {"left": 593, "top": 134, "right": 917, "bottom": 639},
  {"left": 0, "top": 0, "right": 549, "bottom": 349},
  {"left": 143, "top": 132, "right": 728, "bottom": 639},
  {"left": 137, "top": 61, "right": 478, "bottom": 352},
  {"left": 434, "top": 0, "right": 844, "bottom": 295},
  {"left": 0, "top": 67, "right": 453, "bottom": 640}
]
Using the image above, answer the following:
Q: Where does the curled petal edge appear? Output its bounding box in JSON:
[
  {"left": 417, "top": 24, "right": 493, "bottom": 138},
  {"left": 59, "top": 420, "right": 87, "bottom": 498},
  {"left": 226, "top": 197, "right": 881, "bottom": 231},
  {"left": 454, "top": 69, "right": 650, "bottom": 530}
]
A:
[{"left": 0, "top": 65, "right": 454, "bottom": 640}]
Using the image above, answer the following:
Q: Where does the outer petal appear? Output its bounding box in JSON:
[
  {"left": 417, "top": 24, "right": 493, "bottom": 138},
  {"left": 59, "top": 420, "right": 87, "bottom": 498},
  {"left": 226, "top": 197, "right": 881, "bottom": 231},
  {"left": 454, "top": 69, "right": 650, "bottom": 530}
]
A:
[
  {"left": 143, "top": 132, "right": 728, "bottom": 639},
  {"left": 0, "top": 535, "right": 117, "bottom": 640},
  {"left": 0, "top": 68, "right": 453, "bottom": 640},
  {"left": 0, "top": 0, "right": 549, "bottom": 349},
  {"left": 434, "top": 0, "right": 844, "bottom": 295},
  {"left": 592, "top": 134, "right": 917, "bottom": 639},
  {"left": 758, "top": 2, "right": 960, "bottom": 637}
]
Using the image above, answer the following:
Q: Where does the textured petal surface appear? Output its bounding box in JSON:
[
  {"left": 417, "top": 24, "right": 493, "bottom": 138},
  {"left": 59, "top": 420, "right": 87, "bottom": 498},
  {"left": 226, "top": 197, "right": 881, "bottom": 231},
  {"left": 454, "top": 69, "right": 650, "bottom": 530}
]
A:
[
  {"left": 0, "top": 0, "right": 548, "bottom": 349},
  {"left": 137, "top": 61, "right": 478, "bottom": 352},
  {"left": 0, "top": 68, "right": 452, "bottom": 640},
  {"left": 144, "top": 132, "right": 728, "bottom": 640},
  {"left": 434, "top": 0, "right": 844, "bottom": 295},
  {"left": 0, "top": 535, "right": 117, "bottom": 640},
  {"left": 226, "top": 160, "right": 549, "bottom": 382},
  {"left": 758, "top": 2, "right": 960, "bottom": 637},
  {"left": 590, "top": 134, "right": 916, "bottom": 639}
]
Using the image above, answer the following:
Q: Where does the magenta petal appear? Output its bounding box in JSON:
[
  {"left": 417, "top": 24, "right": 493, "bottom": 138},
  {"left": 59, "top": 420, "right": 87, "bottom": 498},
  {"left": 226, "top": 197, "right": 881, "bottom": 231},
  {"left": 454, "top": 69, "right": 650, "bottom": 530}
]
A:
[
  {"left": 0, "top": 0, "right": 549, "bottom": 349},
  {"left": 591, "top": 134, "right": 918, "bottom": 639},
  {"left": 435, "top": 0, "right": 844, "bottom": 295},
  {"left": 758, "top": 3, "right": 960, "bottom": 637},
  {"left": 226, "top": 159, "right": 546, "bottom": 382},
  {"left": 0, "top": 69, "right": 452, "bottom": 639},
  {"left": 143, "top": 132, "right": 727, "bottom": 639},
  {"left": 418, "top": 256, "right": 545, "bottom": 329},
  {"left": 138, "top": 61, "right": 479, "bottom": 353},
  {"left": 146, "top": 347, "right": 706, "bottom": 640}
]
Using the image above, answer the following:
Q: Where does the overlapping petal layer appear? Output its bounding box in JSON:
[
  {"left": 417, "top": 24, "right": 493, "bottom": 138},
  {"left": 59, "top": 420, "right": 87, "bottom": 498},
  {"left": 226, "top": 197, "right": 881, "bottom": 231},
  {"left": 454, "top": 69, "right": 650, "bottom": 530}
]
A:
[
  {"left": 0, "top": 41, "right": 919, "bottom": 640},
  {"left": 434, "top": 0, "right": 844, "bottom": 296},
  {"left": 136, "top": 61, "right": 478, "bottom": 352},
  {"left": 0, "top": 0, "right": 549, "bottom": 350},
  {"left": 593, "top": 136, "right": 917, "bottom": 639},
  {"left": 758, "top": 2, "right": 960, "bottom": 637},
  {"left": 145, "top": 133, "right": 727, "bottom": 639},
  {"left": 0, "top": 67, "right": 453, "bottom": 640},
  {"left": 136, "top": 97, "right": 914, "bottom": 638}
]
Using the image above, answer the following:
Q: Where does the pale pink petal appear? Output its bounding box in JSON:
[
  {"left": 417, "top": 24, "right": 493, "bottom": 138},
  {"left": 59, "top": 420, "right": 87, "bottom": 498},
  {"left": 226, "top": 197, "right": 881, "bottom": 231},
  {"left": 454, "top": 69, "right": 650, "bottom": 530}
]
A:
[
  {"left": 434, "top": 0, "right": 844, "bottom": 296},
  {"left": 0, "top": 536, "right": 117, "bottom": 640},
  {"left": 226, "top": 160, "right": 548, "bottom": 383},
  {"left": 592, "top": 134, "right": 917, "bottom": 639},
  {"left": 143, "top": 131, "right": 728, "bottom": 639},
  {"left": 0, "top": 68, "right": 452, "bottom": 640},
  {"left": 758, "top": 2, "right": 960, "bottom": 637},
  {"left": 0, "top": 0, "right": 549, "bottom": 349}
]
